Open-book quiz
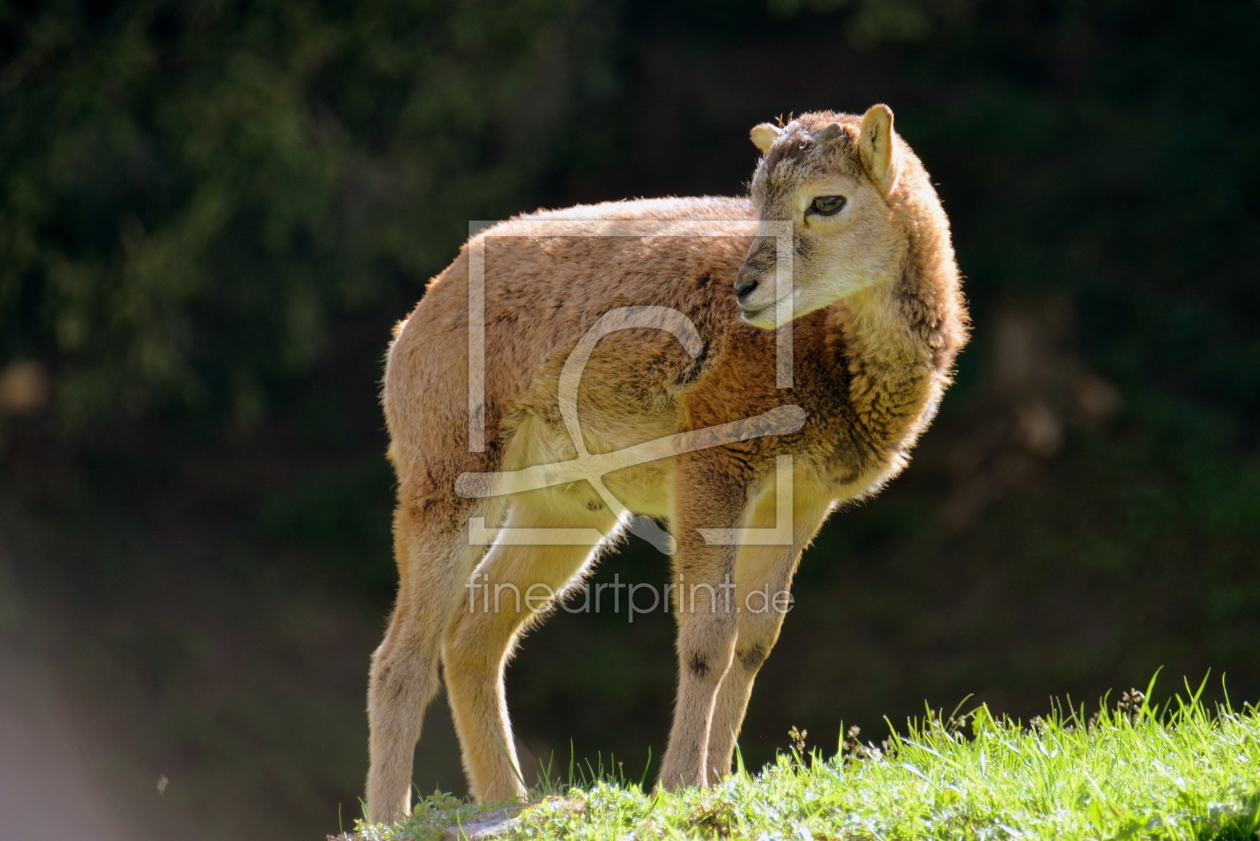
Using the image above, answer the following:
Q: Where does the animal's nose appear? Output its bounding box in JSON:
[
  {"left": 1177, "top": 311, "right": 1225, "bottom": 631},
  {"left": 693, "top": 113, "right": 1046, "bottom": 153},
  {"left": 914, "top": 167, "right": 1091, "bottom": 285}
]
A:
[{"left": 734, "top": 267, "right": 759, "bottom": 302}]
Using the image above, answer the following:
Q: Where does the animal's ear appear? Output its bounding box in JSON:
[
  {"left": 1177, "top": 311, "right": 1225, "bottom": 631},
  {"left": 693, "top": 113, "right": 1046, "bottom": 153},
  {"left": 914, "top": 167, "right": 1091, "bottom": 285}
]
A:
[
  {"left": 750, "top": 123, "right": 781, "bottom": 154},
  {"left": 859, "top": 104, "right": 898, "bottom": 195}
]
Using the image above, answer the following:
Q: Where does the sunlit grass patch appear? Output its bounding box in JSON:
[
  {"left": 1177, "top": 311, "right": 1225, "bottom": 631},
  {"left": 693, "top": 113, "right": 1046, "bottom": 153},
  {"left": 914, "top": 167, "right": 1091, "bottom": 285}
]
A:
[{"left": 358, "top": 677, "right": 1260, "bottom": 841}]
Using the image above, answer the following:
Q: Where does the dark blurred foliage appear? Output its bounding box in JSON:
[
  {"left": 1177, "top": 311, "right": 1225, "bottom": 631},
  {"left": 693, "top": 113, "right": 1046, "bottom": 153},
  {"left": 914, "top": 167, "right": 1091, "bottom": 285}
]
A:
[
  {"left": 2, "top": 0, "right": 1260, "bottom": 839},
  {"left": 1, "top": 0, "right": 613, "bottom": 434}
]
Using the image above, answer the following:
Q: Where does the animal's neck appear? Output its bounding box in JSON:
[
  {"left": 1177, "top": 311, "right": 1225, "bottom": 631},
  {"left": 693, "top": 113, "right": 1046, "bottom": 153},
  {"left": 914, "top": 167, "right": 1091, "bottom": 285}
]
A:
[{"left": 831, "top": 259, "right": 956, "bottom": 457}]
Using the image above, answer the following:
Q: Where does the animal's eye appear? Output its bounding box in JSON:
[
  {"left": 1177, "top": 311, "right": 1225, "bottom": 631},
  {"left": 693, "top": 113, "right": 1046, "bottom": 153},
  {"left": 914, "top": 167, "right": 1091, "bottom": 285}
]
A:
[{"left": 810, "top": 195, "right": 846, "bottom": 216}]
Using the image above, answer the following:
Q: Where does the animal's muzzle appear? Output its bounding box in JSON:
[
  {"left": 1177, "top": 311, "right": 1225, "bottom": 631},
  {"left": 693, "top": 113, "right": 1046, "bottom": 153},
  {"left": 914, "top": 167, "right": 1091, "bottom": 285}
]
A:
[
  {"left": 734, "top": 238, "right": 776, "bottom": 305},
  {"left": 734, "top": 265, "right": 760, "bottom": 303}
]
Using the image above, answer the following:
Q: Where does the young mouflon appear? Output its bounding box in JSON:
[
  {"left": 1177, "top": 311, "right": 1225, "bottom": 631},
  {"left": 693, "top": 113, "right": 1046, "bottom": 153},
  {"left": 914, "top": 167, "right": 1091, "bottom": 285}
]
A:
[{"left": 366, "top": 104, "right": 968, "bottom": 825}]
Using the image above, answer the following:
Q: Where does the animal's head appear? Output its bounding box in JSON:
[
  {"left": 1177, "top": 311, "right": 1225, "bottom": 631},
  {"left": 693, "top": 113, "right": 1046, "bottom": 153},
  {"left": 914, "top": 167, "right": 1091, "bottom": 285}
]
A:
[{"left": 737, "top": 105, "right": 920, "bottom": 329}]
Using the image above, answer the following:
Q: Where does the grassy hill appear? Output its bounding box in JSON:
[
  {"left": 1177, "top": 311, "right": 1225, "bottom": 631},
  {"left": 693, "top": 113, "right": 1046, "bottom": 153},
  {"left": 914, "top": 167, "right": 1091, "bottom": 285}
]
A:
[{"left": 357, "top": 679, "right": 1260, "bottom": 841}]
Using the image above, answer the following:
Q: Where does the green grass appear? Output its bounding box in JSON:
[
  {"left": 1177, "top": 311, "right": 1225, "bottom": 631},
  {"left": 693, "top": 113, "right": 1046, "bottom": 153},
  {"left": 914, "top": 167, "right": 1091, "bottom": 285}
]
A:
[{"left": 356, "top": 678, "right": 1260, "bottom": 840}]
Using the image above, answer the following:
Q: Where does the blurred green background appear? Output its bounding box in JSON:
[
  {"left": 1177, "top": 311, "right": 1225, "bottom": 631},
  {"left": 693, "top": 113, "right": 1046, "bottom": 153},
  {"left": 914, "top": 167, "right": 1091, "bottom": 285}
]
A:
[{"left": 2, "top": 0, "right": 1259, "bottom": 838}]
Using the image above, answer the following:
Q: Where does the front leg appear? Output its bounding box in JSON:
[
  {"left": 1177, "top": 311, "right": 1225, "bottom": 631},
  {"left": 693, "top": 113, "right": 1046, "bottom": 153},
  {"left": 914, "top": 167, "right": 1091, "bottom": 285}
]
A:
[
  {"left": 657, "top": 450, "right": 752, "bottom": 790},
  {"left": 704, "top": 495, "right": 833, "bottom": 781}
]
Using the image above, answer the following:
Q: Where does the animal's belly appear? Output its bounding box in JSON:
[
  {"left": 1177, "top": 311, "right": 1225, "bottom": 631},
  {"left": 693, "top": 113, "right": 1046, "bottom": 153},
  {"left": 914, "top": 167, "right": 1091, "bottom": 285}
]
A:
[
  {"left": 602, "top": 460, "right": 673, "bottom": 520},
  {"left": 501, "top": 409, "right": 676, "bottom": 521}
]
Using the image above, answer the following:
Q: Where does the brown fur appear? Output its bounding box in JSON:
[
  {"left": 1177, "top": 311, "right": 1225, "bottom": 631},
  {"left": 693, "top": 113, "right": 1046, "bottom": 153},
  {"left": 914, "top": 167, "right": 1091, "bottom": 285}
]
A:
[{"left": 366, "top": 105, "right": 968, "bottom": 824}]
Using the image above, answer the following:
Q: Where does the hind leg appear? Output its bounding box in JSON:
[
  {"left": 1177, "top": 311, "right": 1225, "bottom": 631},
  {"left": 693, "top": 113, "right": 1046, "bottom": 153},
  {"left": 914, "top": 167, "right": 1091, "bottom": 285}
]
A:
[
  {"left": 442, "top": 496, "right": 618, "bottom": 802},
  {"left": 366, "top": 494, "right": 503, "bottom": 826}
]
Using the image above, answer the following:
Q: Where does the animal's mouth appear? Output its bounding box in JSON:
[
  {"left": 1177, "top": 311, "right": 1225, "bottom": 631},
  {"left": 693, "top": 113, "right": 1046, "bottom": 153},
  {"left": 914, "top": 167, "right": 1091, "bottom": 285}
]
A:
[
  {"left": 739, "top": 292, "right": 795, "bottom": 325},
  {"left": 739, "top": 303, "right": 773, "bottom": 322}
]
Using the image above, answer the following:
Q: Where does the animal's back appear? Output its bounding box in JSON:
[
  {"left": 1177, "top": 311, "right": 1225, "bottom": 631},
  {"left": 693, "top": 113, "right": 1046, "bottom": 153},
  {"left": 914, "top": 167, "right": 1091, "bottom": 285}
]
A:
[{"left": 384, "top": 196, "right": 760, "bottom": 497}]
